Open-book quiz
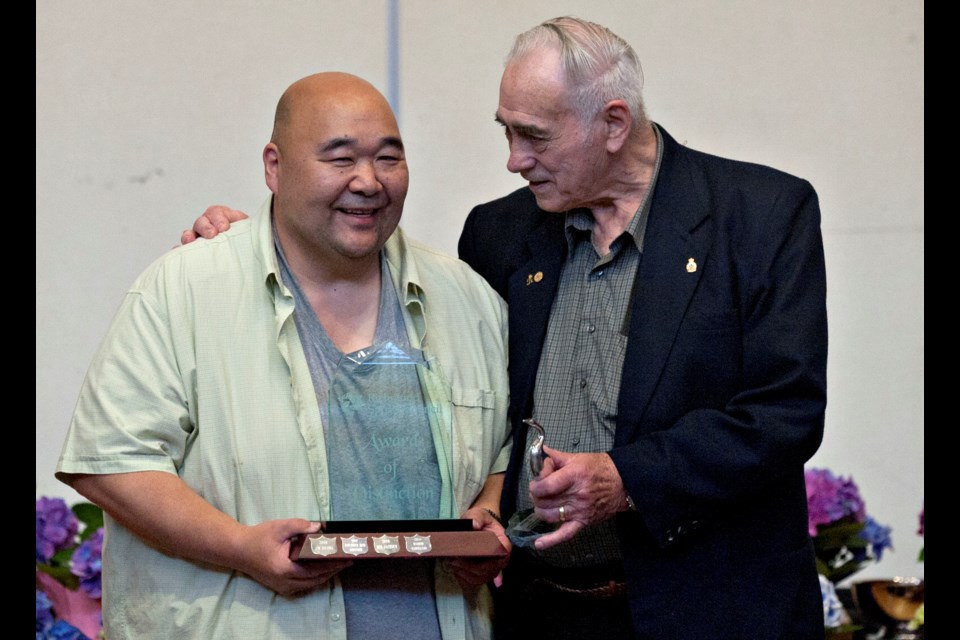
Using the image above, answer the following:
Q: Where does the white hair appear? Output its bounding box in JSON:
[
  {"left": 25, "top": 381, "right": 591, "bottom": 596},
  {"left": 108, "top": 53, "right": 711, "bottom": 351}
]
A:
[{"left": 507, "top": 16, "right": 648, "bottom": 128}]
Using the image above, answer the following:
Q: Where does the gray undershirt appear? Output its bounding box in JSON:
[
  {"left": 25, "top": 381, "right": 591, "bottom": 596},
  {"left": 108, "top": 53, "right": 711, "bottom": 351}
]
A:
[{"left": 276, "top": 235, "right": 442, "bottom": 640}]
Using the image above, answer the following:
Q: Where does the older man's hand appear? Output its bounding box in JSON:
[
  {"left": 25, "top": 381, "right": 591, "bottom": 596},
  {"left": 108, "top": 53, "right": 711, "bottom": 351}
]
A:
[
  {"left": 180, "top": 205, "right": 249, "bottom": 245},
  {"left": 528, "top": 446, "right": 629, "bottom": 549}
]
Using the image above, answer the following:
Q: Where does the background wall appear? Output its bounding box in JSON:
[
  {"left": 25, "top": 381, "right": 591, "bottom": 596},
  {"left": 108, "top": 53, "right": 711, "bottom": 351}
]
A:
[{"left": 36, "top": 1, "right": 924, "bottom": 583}]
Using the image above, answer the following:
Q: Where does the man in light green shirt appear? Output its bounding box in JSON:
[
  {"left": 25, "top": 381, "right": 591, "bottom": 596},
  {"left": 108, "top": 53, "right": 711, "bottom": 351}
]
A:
[{"left": 56, "top": 72, "right": 511, "bottom": 640}]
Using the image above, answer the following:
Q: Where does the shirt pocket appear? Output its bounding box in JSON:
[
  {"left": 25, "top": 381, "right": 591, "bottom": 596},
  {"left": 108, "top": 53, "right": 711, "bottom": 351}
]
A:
[{"left": 450, "top": 386, "right": 499, "bottom": 511}]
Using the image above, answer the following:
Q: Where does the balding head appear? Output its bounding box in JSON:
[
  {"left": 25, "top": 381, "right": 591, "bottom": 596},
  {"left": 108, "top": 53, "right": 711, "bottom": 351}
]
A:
[{"left": 271, "top": 72, "right": 399, "bottom": 149}]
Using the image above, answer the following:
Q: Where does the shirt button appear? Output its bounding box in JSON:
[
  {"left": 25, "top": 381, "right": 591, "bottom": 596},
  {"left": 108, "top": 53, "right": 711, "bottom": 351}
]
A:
[
  {"left": 331, "top": 613, "right": 341, "bottom": 621},
  {"left": 586, "top": 323, "right": 596, "bottom": 333},
  {"left": 579, "top": 379, "right": 587, "bottom": 389},
  {"left": 596, "top": 270, "right": 605, "bottom": 278}
]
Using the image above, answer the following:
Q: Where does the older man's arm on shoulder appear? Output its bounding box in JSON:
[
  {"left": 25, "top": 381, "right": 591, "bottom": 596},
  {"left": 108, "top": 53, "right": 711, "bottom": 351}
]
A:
[
  {"left": 180, "top": 205, "right": 250, "bottom": 244},
  {"left": 61, "top": 470, "right": 351, "bottom": 596}
]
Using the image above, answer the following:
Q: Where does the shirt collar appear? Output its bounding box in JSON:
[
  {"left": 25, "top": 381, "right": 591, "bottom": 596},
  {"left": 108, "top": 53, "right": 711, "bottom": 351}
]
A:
[
  {"left": 253, "top": 196, "right": 284, "bottom": 290},
  {"left": 256, "top": 196, "right": 429, "bottom": 348},
  {"left": 255, "top": 196, "right": 426, "bottom": 305},
  {"left": 382, "top": 227, "right": 427, "bottom": 309}
]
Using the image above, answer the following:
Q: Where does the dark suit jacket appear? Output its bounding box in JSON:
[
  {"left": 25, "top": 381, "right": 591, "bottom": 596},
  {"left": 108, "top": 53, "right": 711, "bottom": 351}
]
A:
[{"left": 458, "top": 125, "right": 828, "bottom": 639}]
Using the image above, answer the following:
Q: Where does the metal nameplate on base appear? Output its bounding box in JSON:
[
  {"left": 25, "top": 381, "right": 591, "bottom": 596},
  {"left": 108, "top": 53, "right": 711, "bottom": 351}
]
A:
[{"left": 289, "top": 519, "right": 508, "bottom": 561}]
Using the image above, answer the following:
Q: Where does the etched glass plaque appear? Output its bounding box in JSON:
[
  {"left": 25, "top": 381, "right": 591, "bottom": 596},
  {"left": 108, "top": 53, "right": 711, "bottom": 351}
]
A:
[
  {"left": 284, "top": 341, "right": 509, "bottom": 562},
  {"left": 326, "top": 342, "right": 454, "bottom": 522}
]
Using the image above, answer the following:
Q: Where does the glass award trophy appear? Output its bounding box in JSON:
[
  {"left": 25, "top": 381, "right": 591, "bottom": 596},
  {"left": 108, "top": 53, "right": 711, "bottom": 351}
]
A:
[
  {"left": 289, "top": 342, "right": 506, "bottom": 561},
  {"left": 504, "top": 418, "right": 560, "bottom": 549}
]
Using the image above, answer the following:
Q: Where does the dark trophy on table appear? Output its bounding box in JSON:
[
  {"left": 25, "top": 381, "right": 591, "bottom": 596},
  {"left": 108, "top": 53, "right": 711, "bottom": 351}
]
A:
[{"left": 850, "top": 577, "right": 924, "bottom": 640}]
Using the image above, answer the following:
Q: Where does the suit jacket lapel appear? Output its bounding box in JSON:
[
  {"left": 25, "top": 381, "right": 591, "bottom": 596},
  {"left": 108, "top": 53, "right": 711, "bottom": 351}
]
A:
[
  {"left": 507, "top": 215, "right": 566, "bottom": 420},
  {"left": 615, "top": 127, "right": 713, "bottom": 446}
]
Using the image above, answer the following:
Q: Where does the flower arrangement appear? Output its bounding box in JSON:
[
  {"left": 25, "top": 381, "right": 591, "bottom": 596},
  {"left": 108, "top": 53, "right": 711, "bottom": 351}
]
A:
[
  {"left": 916, "top": 504, "right": 924, "bottom": 562},
  {"left": 908, "top": 504, "right": 924, "bottom": 632},
  {"left": 36, "top": 496, "right": 105, "bottom": 640},
  {"left": 805, "top": 467, "right": 893, "bottom": 585}
]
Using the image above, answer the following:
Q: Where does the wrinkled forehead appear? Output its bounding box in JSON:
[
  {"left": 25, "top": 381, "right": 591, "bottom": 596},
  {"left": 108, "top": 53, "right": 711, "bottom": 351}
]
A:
[
  {"left": 287, "top": 96, "right": 403, "bottom": 150},
  {"left": 496, "top": 84, "right": 577, "bottom": 136},
  {"left": 278, "top": 77, "right": 400, "bottom": 140},
  {"left": 316, "top": 132, "right": 405, "bottom": 156},
  {"left": 498, "top": 52, "right": 575, "bottom": 120}
]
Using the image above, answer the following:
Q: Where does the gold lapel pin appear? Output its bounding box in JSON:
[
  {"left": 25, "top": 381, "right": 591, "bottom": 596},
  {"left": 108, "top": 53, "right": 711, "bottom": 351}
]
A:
[
  {"left": 526, "top": 271, "right": 544, "bottom": 286},
  {"left": 686, "top": 258, "right": 697, "bottom": 273}
]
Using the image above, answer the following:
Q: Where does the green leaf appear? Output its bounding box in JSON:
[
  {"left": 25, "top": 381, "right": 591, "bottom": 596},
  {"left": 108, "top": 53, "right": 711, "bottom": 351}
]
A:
[
  {"left": 814, "top": 521, "right": 865, "bottom": 549},
  {"left": 826, "top": 622, "right": 864, "bottom": 638},
  {"left": 36, "top": 563, "right": 80, "bottom": 590},
  {"left": 815, "top": 558, "right": 831, "bottom": 576},
  {"left": 824, "top": 562, "right": 863, "bottom": 584},
  {"left": 73, "top": 502, "right": 104, "bottom": 533},
  {"left": 49, "top": 547, "right": 75, "bottom": 568}
]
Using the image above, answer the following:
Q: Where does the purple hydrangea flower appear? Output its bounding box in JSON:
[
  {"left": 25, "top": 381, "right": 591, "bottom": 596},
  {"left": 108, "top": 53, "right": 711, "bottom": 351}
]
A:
[
  {"left": 70, "top": 528, "right": 104, "bottom": 598},
  {"left": 45, "top": 620, "right": 90, "bottom": 640},
  {"left": 36, "top": 497, "right": 80, "bottom": 563},
  {"left": 36, "top": 589, "right": 54, "bottom": 635},
  {"left": 804, "top": 468, "right": 866, "bottom": 536},
  {"left": 860, "top": 515, "right": 894, "bottom": 561}
]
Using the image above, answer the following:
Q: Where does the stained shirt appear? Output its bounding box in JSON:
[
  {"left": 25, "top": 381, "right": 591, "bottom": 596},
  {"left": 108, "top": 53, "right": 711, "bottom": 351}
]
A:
[{"left": 56, "top": 198, "right": 511, "bottom": 640}]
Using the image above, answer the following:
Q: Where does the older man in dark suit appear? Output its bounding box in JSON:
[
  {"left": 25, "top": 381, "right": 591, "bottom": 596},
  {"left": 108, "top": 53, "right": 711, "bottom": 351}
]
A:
[{"left": 457, "top": 16, "right": 827, "bottom": 640}]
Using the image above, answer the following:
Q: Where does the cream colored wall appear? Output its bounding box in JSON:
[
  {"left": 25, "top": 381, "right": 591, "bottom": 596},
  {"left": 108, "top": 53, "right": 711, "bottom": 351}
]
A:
[{"left": 36, "top": 1, "right": 923, "bottom": 583}]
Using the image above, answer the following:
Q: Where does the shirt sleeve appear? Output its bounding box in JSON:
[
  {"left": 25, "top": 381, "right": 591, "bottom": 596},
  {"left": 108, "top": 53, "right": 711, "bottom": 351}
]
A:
[{"left": 57, "top": 271, "right": 193, "bottom": 480}]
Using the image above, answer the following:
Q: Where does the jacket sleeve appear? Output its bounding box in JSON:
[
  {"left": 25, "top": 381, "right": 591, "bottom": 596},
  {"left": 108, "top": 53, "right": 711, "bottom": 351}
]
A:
[{"left": 609, "top": 176, "right": 828, "bottom": 549}]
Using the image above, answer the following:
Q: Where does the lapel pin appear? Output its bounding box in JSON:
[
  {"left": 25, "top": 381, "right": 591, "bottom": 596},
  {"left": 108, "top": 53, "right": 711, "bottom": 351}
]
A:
[
  {"left": 526, "top": 271, "right": 544, "bottom": 286},
  {"left": 686, "top": 258, "right": 697, "bottom": 273}
]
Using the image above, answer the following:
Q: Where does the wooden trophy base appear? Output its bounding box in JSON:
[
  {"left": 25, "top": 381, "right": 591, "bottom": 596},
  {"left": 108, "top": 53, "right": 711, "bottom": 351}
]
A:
[{"left": 289, "top": 519, "right": 508, "bottom": 560}]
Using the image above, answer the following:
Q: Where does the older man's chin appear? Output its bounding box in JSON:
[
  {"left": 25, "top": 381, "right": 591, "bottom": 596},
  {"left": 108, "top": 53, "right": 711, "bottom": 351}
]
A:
[{"left": 528, "top": 182, "right": 566, "bottom": 213}]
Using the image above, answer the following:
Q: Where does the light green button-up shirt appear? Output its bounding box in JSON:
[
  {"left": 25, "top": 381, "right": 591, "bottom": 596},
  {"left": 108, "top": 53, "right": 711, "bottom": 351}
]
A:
[{"left": 56, "top": 199, "right": 511, "bottom": 640}]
